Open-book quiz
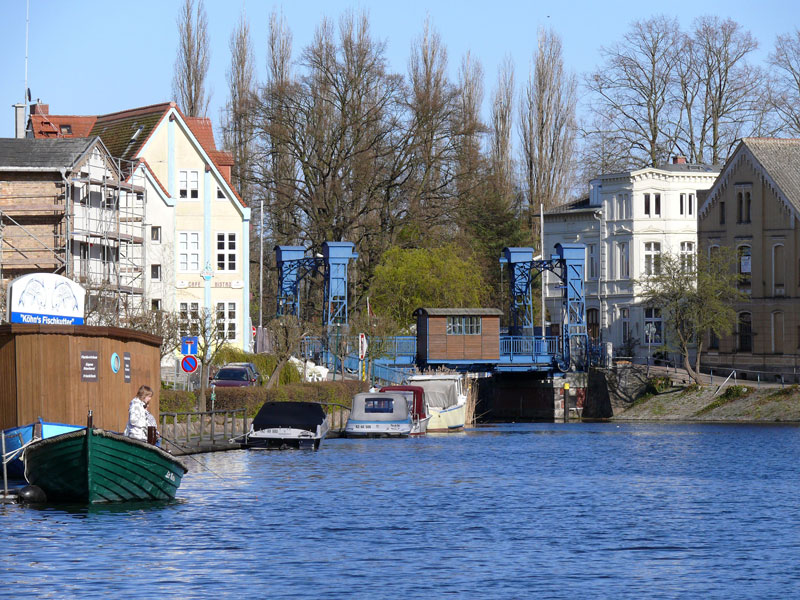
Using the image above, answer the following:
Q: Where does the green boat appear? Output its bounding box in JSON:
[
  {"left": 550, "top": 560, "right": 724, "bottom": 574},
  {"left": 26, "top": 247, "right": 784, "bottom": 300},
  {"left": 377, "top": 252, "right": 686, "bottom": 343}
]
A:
[{"left": 23, "top": 427, "right": 188, "bottom": 503}]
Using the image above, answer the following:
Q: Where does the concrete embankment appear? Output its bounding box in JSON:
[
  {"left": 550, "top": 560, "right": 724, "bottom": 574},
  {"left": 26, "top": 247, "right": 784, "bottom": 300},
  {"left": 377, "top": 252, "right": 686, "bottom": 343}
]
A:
[{"left": 593, "top": 364, "right": 800, "bottom": 423}]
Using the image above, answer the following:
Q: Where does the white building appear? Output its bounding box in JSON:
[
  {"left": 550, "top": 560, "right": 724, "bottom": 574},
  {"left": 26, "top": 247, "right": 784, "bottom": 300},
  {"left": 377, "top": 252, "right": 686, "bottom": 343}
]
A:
[
  {"left": 543, "top": 159, "right": 720, "bottom": 361},
  {"left": 29, "top": 102, "right": 251, "bottom": 361}
]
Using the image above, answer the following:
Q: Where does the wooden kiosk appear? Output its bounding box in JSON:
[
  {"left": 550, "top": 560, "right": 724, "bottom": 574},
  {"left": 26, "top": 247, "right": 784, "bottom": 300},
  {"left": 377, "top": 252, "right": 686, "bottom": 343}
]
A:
[{"left": 0, "top": 324, "right": 162, "bottom": 431}]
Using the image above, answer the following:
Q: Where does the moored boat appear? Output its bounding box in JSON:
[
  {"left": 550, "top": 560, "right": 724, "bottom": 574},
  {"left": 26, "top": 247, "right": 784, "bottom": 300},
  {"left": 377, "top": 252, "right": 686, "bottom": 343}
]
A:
[
  {"left": 23, "top": 427, "right": 187, "bottom": 503},
  {"left": 2, "top": 419, "right": 84, "bottom": 480},
  {"left": 243, "top": 401, "right": 329, "bottom": 450},
  {"left": 345, "top": 392, "right": 413, "bottom": 438},
  {"left": 379, "top": 385, "right": 430, "bottom": 435},
  {"left": 406, "top": 374, "right": 467, "bottom": 432}
]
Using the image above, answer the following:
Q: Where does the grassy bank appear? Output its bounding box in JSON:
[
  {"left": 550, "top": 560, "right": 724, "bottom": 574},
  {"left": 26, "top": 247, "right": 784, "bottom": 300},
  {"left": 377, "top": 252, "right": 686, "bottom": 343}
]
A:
[{"left": 615, "top": 381, "right": 800, "bottom": 422}]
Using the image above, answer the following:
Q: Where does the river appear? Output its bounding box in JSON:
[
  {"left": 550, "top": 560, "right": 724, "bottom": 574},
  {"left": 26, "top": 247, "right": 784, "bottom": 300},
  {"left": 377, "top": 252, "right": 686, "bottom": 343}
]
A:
[{"left": 2, "top": 422, "right": 799, "bottom": 599}]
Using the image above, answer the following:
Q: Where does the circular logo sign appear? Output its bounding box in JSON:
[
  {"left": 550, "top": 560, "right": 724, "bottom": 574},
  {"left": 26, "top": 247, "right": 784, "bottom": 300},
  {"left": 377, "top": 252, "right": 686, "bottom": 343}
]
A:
[
  {"left": 110, "top": 352, "right": 121, "bottom": 374},
  {"left": 181, "top": 355, "right": 199, "bottom": 374}
]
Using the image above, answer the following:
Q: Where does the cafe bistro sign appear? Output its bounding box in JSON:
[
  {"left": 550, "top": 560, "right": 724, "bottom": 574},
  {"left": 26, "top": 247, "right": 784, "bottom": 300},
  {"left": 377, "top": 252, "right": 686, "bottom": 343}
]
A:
[{"left": 6, "top": 273, "right": 86, "bottom": 325}]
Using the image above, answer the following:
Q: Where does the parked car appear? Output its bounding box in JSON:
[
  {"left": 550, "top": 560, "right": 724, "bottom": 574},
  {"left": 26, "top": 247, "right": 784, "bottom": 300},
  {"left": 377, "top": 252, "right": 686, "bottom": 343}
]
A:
[
  {"left": 226, "top": 362, "right": 263, "bottom": 385},
  {"left": 210, "top": 366, "right": 259, "bottom": 388}
]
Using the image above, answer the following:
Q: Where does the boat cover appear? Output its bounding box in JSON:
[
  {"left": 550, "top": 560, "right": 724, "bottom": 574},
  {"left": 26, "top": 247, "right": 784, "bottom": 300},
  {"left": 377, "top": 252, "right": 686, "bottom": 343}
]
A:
[
  {"left": 252, "top": 402, "right": 326, "bottom": 431},
  {"left": 350, "top": 393, "right": 411, "bottom": 422},
  {"left": 409, "top": 379, "right": 460, "bottom": 409}
]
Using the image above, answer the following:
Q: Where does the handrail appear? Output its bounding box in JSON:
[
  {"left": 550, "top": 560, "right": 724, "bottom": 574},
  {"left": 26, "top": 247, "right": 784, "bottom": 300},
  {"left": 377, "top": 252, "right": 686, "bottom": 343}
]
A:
[{"left": 160, "top": 408, "right": 249, "bottom": 447}]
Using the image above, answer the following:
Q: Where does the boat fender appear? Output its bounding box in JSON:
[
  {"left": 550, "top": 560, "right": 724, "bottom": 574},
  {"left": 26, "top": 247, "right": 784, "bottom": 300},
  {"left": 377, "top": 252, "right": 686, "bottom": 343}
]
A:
[{"left": 17, "top": 485, "right": 47, "bottom": 504}]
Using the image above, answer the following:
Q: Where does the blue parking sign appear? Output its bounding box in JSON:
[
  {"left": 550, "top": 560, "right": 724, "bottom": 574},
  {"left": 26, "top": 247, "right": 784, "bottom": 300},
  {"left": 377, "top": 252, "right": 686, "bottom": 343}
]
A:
[{"left": 181, "top": 336, "right": 199, "bottom": 355}]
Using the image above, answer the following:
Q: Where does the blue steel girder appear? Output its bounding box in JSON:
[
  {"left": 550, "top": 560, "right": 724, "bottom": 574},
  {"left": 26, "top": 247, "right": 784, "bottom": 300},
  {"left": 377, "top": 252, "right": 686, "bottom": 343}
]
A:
[
  {"left": 322, "top": 242, "right": 358, "bottom": 327},
  {"left": 275, "top": 245, "right": 323, "bottom": 318}
]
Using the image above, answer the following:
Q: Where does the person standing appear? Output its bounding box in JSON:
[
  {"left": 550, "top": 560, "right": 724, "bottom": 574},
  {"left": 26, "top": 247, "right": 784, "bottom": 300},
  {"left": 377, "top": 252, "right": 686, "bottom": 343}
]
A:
[{"left": 124, "top": 385, "right": 156, "bottom": 442}]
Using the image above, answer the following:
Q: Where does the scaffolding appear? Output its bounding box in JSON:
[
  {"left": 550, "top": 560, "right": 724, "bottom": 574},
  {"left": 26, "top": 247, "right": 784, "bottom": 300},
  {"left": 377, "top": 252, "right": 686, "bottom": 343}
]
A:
[{"left": 0, "top": 147, "right": 146, "bottom": 322}]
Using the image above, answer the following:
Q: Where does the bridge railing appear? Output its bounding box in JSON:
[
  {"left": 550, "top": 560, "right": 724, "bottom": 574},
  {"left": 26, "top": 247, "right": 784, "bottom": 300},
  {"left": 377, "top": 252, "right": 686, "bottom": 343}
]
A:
[{"left": 500, "top": 335, "right": 559, "bottom": 358}]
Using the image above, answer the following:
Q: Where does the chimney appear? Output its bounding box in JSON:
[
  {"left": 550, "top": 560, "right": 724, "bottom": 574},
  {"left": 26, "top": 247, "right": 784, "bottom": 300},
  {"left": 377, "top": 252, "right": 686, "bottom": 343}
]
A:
[
  {"left": 13, "top": 103, "right": 25, "bottom": 138},
  {"left": 672, "top": 155, "right": 687, "bottom": 165},
  {"left": 31, "top": 102, "right": 49, "bottom": 116}
]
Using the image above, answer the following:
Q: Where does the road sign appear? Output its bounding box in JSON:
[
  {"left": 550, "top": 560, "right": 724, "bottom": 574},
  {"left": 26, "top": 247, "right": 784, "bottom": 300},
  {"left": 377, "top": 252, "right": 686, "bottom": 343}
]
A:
[
  {"left": 181, "top": 336, "right": 199, "bottom": 355},
  {"left": 358, "top": 333, "right": 368, "bottom": 360},
  {"left": 181, "top": 355, "right": 199, "bottom": 374}
]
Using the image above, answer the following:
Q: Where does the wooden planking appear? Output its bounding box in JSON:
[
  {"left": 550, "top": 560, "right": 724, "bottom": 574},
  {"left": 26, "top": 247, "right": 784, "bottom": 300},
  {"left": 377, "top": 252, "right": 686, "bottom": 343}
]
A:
[
  {"left": 464, "top": 335, "right": 482, "bottom": 359},
  {"left": 1, "top": 325, "right": 161, "bottom": 431},
  {"left": 429, "top": 317, "right": 447, "bottom": 358},
  {"left": 446, "top": 333, "right": 465, "bottom": 359},
  {"left": 0, "top": 335, "right": 18, "bottom": 429},
  {"left": 482, "top": 317, "right": 500, "bottom": 359}
]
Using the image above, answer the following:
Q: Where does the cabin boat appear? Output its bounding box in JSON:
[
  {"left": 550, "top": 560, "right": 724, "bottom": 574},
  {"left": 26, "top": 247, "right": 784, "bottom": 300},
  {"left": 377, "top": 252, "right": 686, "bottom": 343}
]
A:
[
  {"left": 406, "top": 374, "right": 467, "bottom": 432},
  {"left": 243, "top": 402, "right": 329, "bottom": 450},
  {"left": 379, "top": 385, "right": 430, "bottom": 435},
  {"left": 345, "top": 392, "right": 413, "bottom": 437},
  {"left": 23, "top": 427, "right": 187, "bottom": 503}
]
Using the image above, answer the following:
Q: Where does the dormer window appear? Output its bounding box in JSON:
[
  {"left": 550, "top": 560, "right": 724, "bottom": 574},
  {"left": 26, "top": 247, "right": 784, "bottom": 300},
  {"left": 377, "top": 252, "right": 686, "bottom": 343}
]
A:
[{"left": 60, "top": 124, "right": 72, "bottom": 134}]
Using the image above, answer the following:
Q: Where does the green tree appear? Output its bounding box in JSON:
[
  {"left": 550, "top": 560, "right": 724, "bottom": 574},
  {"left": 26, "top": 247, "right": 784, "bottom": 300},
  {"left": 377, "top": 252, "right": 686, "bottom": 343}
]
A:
[
  {"left": 369, "top": 244, "right": 489, "bottom": 328},
  {"left": 641, "top": 248, "right": 745, "bottom": 383}
]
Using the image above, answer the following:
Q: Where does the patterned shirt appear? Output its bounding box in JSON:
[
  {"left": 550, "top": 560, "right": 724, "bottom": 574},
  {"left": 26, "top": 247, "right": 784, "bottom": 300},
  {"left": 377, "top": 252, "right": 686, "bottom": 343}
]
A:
[{"left": 124, "top": 397, "right": 152, "bottom": 441}]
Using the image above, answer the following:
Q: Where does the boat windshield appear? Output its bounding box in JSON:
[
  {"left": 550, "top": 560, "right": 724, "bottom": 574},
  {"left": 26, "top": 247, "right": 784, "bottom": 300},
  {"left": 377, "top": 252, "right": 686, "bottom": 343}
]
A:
[{"left": 364, "top": 398, "right": 393, "bottom": 413}]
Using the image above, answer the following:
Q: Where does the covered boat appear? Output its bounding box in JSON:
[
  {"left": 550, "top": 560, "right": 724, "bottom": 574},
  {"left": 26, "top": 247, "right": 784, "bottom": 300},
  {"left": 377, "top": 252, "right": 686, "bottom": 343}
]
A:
[
  {"left": 23, "top": 427, "right": 187, "bottom": 503},
  {"left": 244, "top": 401, "right": 329, "bottom": 450},
  {"left": 379, "top": 385, "right": 430, "bottom": 435},
  {"left": 2, "top": 419, "right": 84, "bottom": 480},
  {"left": 406, "top": 374, "right": 467, "bottom": 432},
  {"left": 345, "top": 392, "right": 413, "bottom": 437}
]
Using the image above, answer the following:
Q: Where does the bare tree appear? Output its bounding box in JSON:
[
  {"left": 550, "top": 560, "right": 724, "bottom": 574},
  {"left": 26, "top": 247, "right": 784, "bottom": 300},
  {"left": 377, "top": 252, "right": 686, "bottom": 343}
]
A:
[
  {"left": 221, "top": 10, "right": 256, "bottom": 197},
  {"left": 191, "top": 307, "right": 227, "bottom": 410},
  {"left": 769, "top": 28, "right": 800, "bottom": 135},
  {"left": 452, "top": 51, "right": 486, "bottom": 201},
  {"left": 173, "top": 0, "right": 210, "bottom": 117},
  {"left": 519, "top": 28, "right": 577, "bottom": 227},
  {"left": 686, "top": 16, "right": 764, "bottom": 164},
  {"left": 586, "top": 15, "right": 682, "bottom": 168},
  {"left": 128, "top": 310, "right": 182, "bottom": 361},
  {"left": 577, "top": 110, "right": 631, "bottom": 187},
  {"left": 265, "top": 315, "right": 309, "bottom": 388},
  {"left": 490, "top": 56, "right": 515, "bottom": 208}
]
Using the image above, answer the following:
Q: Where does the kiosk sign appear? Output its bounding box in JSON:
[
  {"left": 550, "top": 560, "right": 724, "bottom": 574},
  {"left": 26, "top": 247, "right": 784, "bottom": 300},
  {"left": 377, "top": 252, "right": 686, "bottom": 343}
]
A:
[{"left": 7, "top": 273, "right": 86, "bottom": 325}]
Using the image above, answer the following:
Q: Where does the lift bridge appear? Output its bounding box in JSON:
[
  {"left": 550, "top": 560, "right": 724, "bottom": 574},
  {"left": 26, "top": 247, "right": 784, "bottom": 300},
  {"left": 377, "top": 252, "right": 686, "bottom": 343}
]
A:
[{"left": 275, "top": 242, "right": 587, "bottom": 380}]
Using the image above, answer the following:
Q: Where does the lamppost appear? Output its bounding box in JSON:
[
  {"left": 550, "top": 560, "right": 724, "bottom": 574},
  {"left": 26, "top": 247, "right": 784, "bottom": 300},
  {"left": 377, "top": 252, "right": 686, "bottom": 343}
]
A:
[{"left": 645, "top": 322, "right": 655, "bottom": 376}]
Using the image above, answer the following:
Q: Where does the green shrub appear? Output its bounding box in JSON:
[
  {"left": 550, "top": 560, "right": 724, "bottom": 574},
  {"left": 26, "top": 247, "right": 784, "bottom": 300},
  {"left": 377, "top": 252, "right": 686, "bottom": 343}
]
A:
[
  {"left": 212, "top": 346, "right": 302, "bottom": 385},
  {"left": 645, "top": 376, "right": 671, "bottom": 395},
  {"left": 159, "top": 390, "right": 196, "bottom": 413},
  {"left": 721, "top": 384, "right": 750, "bottom": 400}
]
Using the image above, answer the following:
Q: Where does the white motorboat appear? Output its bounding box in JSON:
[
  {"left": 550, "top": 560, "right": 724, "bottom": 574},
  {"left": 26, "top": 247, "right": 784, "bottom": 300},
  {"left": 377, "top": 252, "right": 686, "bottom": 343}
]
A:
[
  {"left": 243, "top": 401, "right": 329, "bottom": 450},
  {"left": 379, "top": 385, "right": 430, "bottom": 435},
  {"left": 345, "top": 392, "right": 413, "bottom": 437},
  {"left": 406, "top": 374, "right": 467, "bottom": 432}
]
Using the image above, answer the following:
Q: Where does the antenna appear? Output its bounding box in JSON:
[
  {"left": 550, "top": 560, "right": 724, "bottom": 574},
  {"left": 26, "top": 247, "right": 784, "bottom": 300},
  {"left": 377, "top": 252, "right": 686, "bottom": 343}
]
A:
[{"left": 24, "top": 0, "right": 30, "bottom": 123}]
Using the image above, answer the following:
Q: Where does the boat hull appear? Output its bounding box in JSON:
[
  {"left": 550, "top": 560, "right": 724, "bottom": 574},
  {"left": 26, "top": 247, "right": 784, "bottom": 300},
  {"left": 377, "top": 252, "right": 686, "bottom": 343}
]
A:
[
  {"left": 344, "top": 419, "right": 413, "bottom": 437},
  {"left": 244, "top": 425, "right": 328, "bottom": 450},
  {"left": 24, "top": 428, "right": 187, "bottom": 503},
  {"left": 426, "top": 403, "right": 466, "bottom": 432},
  {"left": 2, "top": 423, "right": 34, "bottom": 479}
]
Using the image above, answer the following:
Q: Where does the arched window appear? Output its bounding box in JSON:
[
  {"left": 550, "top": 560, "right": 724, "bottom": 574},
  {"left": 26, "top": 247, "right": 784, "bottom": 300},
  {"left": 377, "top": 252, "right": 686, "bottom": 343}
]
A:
[
  {"left": 738, "top": 245, "right": 751, "bottom": 293},
  {"left": 738, "top": 312, "right": 752, "bottom": 352},
  {"left": 737, "top": 192, "right": 743, "bottom": 223},
  {"left": 772, "top": 311, "right": 785, "bottom": 354},
  {"left": 773, "top": 244, "right": 785, "bottom": 295}
]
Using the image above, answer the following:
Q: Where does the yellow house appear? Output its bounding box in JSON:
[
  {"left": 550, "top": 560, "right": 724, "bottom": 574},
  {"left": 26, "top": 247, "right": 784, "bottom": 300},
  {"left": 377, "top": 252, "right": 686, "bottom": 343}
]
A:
[
  {"left": 29, "top": 102, "right": 251, "bottom": 358},
  {"left": 698, "top": 138, "right": 800, "bottom": 381}
]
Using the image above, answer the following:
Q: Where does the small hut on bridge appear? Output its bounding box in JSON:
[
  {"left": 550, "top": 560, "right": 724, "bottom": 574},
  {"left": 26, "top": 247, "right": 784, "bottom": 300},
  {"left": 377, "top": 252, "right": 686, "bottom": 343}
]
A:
[{"left": 414, "top": 308, "right": 502, "bottom": 369}]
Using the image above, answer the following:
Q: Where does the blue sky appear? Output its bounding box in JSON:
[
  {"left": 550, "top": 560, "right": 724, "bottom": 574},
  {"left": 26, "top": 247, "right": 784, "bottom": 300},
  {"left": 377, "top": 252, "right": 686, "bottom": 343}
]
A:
[{"left": 1, "top": 0, "right": 796, "bottom": 140}]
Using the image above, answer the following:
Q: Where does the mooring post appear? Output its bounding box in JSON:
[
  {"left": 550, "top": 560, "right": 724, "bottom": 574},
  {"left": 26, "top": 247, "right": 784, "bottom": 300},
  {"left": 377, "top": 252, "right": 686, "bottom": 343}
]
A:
[{"left": 2, "top": 432, "right": 8, "bottom": 498}]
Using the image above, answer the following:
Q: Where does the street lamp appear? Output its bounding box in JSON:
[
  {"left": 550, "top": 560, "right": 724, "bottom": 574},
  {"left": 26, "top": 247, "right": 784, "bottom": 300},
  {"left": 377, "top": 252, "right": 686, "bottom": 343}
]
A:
[{"left": 644, "top": 322, "right": 655, "bottom": 376}]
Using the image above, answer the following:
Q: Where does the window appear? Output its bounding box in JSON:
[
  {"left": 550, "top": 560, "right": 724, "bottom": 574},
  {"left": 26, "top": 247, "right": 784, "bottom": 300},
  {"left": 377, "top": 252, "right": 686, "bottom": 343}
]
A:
[
  {"left": 178, "top": 231, "right": 200, "bottom": 272},
  {"left": 79, "top": 242, "right": 89, "bottom": 279},
  {"left": 644, "top": 193, "right": 651, "bottom": 216},
  {"left": 151, "top": 264, "right": 161, "bottom": 281},
  {"left": 179, "top": 170, "right": 199, "bottom": 199},
  {"left": 216, "top": 302, "right": 237, "bottom": 340},
  {"left": 620, "top": 308, "right": 630, "bottom": 345},
  {"left": 60, "top": 124, "right": 72, "bottom": 134},
  {"left": 179, "top": 302, "right": 200, "bottom": 337},
  {"left": 772, "top": 311, "right": 785, "bottom": 354},
  {"left": 151, "top": 299, "right": 162, "bottom": 311},
  {"left": 217, "top": 186, "right": 226, "bottom": 200},
  {"left": 680, "top": 193, "right": 685, "bottom": 216},
  {"left": 737, "top": 189, "right": 752, "bottom": 223},
  {"left": 680, "top": 241, "right": 695, "bottom": 272},
  {"left": 446, "top": 316, "right": 481, "bottom": 335},
  {"left": 737, "top": 312, "right": 752, "bottom": 352},
  {"left": 709, "top": 330, "right": 719, "bottom": 350},
  {"left": 720, "top": 201, "right": 726, "bottom": 225},
  {"left": 738, "top": 245, "right": 751, "bottom": 292},
  {"left": 617, "top": 242, "right": 630, "bottom": 279},
  {"left": 102, "top": 246, "right": 117, "bottom": 283},
  {"left": 587, "top": 308, "right": 599, "bottom": 341},
  {"left": 689, "top": 193, "right": 694, "bottom": 216},
  {"left": 616, "top": 195, "right": 628, "bottom": 220},
  {"left": 644, "top": 308, "right": 662, "bottom": 345},
  {"left": 644, "top": 242, "right": 661, "bottom": 276},
  {"left": 773, "top": 244, "right": 785, "bottom": 295},
  {"left": 365, "top": 398, "right": 394, "bottom": 413},
  {"left": 654, "top": 193, "right": 661, "bottom": 216},
  {"left": 151, "top": 226, "right": 161, "bottom": 242},
  {"left": 587, "top": 244, "right": 597, "bottom": 279},
  {"left": 216, "top": 233, "right": 237, "bottom": 271}
]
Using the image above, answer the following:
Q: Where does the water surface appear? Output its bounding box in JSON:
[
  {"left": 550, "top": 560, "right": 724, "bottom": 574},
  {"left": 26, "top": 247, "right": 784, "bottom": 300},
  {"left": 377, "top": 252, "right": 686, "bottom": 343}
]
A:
[{"left": 3, "top": 422, "right": 799, "bottom": 598}]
